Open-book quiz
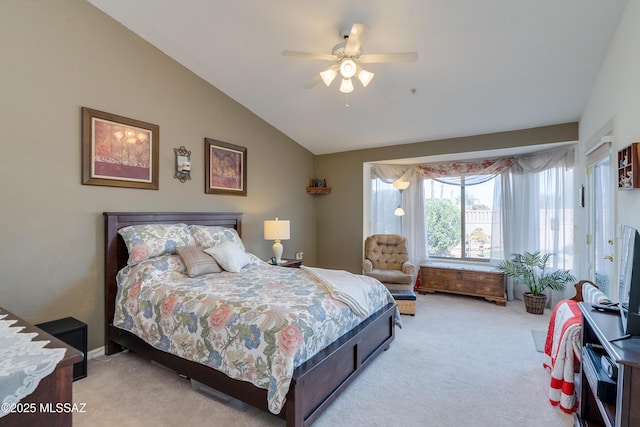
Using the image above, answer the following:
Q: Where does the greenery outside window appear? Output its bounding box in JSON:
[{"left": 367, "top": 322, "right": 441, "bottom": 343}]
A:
[{"left": 425, "top": 175, "right": 495, "bottom": 261}]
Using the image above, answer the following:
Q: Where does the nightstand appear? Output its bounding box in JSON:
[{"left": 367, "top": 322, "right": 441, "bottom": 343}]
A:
[
  {"left": 278, "top": 258, "right": 302, "bottom": 268},
  {"left": 36, "top": 317, "right": 87, "bottom": 381}
]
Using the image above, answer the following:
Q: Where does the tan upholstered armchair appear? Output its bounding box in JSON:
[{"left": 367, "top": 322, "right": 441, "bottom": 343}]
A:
[{"left": 362, "top": 234, "right": 415, "bottom": 291}]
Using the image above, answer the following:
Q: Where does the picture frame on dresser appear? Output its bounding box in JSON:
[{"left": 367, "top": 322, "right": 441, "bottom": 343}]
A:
[
  {"left": 205, "top": 138, "right": 247, "bottom": 196},
  {"left": 81, "top": 107, "right": 159, "bottom": 190}
]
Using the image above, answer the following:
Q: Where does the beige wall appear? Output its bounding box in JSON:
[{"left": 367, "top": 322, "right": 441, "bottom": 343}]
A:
[
  {"left": 577, "top": 1, "right": 640, "bottom": 285},
  {"left": 314, "top": 123, "right": 578, "bottom": 273},
  {"left": 0, "top": 0, "right": 316, "bottom": 350}
]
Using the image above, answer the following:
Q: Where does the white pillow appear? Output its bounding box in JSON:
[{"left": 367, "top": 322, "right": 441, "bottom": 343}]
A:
[
  {"left": 204, "top": 242, "right": 250, "bottom": 273},
  {"left": 582, "top": 283, "right": 612, "bottom": 305}
]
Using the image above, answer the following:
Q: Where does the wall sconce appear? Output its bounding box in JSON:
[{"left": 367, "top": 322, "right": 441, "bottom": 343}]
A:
[{"left": 174, "top": 146, "right": 191, "bottom": 183}]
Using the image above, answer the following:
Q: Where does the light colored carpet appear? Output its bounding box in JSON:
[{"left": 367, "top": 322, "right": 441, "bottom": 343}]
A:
[
  {"left": 532, "top": 330, "right": 547, "bottom": 353},
  {"left": 73, "top": 294, "right": 573, "bottom": 427}
]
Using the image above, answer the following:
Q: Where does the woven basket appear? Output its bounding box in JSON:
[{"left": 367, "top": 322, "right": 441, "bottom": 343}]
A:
[
  {"left": 523, "top": 293, "right": 547, "bottom": 315},
  {"left": 396, "top": 300, "right": 416, "bottom": 316}
]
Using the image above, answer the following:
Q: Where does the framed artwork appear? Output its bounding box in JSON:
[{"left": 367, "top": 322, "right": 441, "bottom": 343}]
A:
[
  {"left": 205, "top": 138, "right": 247, "bottom": 196},
  {"left": 82, "top": 107, "right": 159, "bottom": 189}
]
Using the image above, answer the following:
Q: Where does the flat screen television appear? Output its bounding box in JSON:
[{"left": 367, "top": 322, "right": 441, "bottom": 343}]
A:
[{"left": 618, "top": 225, "right": 640, "bottom": 337}]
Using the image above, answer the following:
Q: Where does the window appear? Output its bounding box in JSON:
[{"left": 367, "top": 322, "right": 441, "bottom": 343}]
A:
[
  {"left": 367, "top": 146, "right": 575, "bottom": 276},
  {"left": 425, "top": 175, "right": 495, "bottom": 261}
]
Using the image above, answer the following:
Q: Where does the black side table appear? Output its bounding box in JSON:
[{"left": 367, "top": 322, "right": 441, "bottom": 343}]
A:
[{"left": 36, "top": 317, "right": 87, "bottom": 381}]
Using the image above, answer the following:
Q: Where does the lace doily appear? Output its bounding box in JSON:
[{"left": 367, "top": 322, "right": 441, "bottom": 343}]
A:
[{"left": 0, "top": 313, "right": 66, "bottom": 418}]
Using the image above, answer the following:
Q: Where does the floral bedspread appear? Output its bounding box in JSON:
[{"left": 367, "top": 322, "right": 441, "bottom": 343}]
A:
[{"left": 113, "top": 255, "right": 396, "bottom": 414}]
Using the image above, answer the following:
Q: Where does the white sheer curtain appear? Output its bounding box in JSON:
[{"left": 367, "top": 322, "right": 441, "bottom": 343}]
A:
[
  {"left": 370, "top": 178, "right": 401, "bottom": 234},
  {"left": 370, "top": 165, "right": 427, "bottom": 268},
  {"left": 495, "top": 147, "right": 576, "bottom": 303},
  {"left": 489, "top": 173, "right": 507, "bottom": 266}
]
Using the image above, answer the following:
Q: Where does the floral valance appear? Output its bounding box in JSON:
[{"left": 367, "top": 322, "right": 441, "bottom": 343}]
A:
[
  {"left": 415, "top": 157, "right": 515, "bottom": 179},
  {"left": 372, "top": 146, "right": 575, "bottom": 182}
]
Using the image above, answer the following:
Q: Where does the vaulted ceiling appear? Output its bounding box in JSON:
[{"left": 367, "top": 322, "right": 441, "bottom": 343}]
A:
[{"left": 88, "top": 0, "right": 628, "bottom": 155}]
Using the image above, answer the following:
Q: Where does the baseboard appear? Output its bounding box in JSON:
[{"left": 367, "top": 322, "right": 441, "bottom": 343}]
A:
[{"left": 87, "top": 346, "right": 105, "bottom": 360}]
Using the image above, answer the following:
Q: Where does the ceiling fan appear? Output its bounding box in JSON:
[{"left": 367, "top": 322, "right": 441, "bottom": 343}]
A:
[{"left": 282, "top": 23, "right": 418, "bottom": 93}]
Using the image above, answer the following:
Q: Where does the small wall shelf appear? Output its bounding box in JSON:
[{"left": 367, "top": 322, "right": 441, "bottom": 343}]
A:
[
  {"left": 306, "top": 186, "right": 331, "bottom": 195},
  {"left": 618, "top": 142, "right": 639, "bottom": 190}
]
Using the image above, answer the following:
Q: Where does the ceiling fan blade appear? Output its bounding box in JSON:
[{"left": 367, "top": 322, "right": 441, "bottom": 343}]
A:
[
  {"left": 303, "top": 75, "right": 322, "bottom": 89},
  {"left": 282, "top": 50, "right": 336, "bottom": 61},
  {"left": 344, "top": 23, "right": 367, "bottom": 55},
  {"left": 359, "top": 52, "right": 418, "bottom": 63}
]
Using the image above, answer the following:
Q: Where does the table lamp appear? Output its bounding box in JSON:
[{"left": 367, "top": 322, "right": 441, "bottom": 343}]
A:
[{"left": 264, "top": 218, "right": 290, "bottom": 264}]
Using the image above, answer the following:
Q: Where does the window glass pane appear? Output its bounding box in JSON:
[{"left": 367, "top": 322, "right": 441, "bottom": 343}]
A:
[
  {"left": 465, "top": 178, "right": 495, "bottom": 260},
  {"left": 425, "top": 179, "right": 461, "bottom": 258}
]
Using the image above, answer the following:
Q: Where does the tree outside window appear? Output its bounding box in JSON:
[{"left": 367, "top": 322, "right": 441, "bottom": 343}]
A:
[{"left": 425, "top": 176, "right": 495, "bottom": 261}]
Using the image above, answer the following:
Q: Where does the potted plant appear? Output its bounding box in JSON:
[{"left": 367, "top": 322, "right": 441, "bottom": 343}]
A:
[{"left": 495, "top": 251, "right": 576, "bottom": 314}]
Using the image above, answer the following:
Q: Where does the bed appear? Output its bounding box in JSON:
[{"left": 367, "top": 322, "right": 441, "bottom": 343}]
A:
[{"left": 104, "top": 211, "right": 398, "bottom": 427}]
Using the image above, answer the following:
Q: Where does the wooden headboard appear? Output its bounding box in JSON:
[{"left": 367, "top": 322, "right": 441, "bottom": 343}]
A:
[{"left": 103, "top": 212, "right": 242, "bottom": 353}]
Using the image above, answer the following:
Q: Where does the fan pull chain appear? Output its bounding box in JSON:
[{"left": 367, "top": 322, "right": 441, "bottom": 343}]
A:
[{"left": 345, "top": 93, "right": 350, "bottom": 107}]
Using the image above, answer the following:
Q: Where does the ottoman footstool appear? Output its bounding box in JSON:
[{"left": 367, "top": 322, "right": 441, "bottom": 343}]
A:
[{"left": 389, "top": 289, "right": 416, "bottom": 316}]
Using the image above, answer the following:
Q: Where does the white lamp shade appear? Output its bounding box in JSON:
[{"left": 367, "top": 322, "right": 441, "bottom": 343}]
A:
[
  {"left": 264, "top": 219, "right": 290, "bottom": 240},
  {"left": 357, "top": 69, "right": 374, "bottom": 87},
  {"left": 394, "top": 206, "right": 405, "bottom": 216},
  {"left": 339, "top": 59, "right": 357, "bottom": 78},
  {"left": 320, "top": 68, "right": 337, "bottom": 86},
  {"left": 264, "top": 218, "right": 290, "bottom": 263},
  {"left": 339, "top": 78, "right": 354, "bottom": 94}
]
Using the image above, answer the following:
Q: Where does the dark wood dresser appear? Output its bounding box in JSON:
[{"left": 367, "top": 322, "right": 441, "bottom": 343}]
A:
[
  {"left": 0, "top": 308, "right": 84, "bottom": 427},
  {"left": 418, "top": 264, "right": 506, "bottom": 305},
  {"left": 575, "top": 303, "right": 640, "bottom": 427}
]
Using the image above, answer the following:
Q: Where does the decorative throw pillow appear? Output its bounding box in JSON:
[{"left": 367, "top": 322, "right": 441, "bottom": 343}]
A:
[
  {"left": 582, "top": 283, "right": 612, "bottom": 305},
  {"left": 177, "top": 246, "right": 222, "bottom": 277},
  {"left": 188, "top": 225, "right": 245, "bottom": 250},
  {"left": 118, "top": 223, "right": 194, "bottom": 266},
  {"left": 204, "top": 242, "right": 251, "bottom": 273}
]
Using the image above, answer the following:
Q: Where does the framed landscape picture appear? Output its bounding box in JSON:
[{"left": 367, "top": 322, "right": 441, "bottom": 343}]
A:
[
  {"left": 205, "top": 138, "right": 247, "bottom": 196},
  {"left": 82, "top": 107, "right": 159, "bottom": 189}
]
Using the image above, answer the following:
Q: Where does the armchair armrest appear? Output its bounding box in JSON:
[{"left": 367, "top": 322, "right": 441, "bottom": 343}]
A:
[
  {"left": 401, "top": 261, "right": 415, "bottom": 275},
  {"left": 362, "top": 259, "right": 373, "bottom": 273}
]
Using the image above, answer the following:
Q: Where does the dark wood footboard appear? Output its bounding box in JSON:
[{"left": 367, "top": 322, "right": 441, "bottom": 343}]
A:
[
  {"left": 285, "top": 302, "right": 395, "bottom": 426},
  {"left": 108, "top": 302, "right": 395, "bottom": 427}
]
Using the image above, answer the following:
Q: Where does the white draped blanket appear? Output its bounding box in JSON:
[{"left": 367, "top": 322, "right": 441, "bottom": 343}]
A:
[{"left": 301, "top": 266, "right": 372, "bottom": 317}]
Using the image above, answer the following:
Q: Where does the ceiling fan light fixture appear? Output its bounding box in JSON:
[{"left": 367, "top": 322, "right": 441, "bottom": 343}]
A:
[
  {"left": 339, "top": 59, "right": 357, "bottom": 78},
  {"left": 339, "top": 78, "right": 354, "bottom": 94},
  {"left": 357, "top": 69, "right": 374, "bottom": 87},
  {"left": 320, "top": 68, "right": 337, "bottom": 86}
]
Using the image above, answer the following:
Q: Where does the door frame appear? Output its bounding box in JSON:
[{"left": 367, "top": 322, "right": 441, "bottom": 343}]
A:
[{"left": 585, "top": 133, "right": 617, "bottom": 298}]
